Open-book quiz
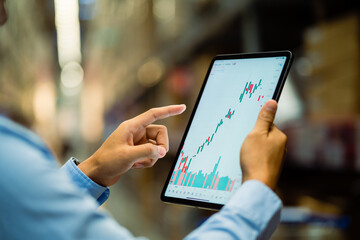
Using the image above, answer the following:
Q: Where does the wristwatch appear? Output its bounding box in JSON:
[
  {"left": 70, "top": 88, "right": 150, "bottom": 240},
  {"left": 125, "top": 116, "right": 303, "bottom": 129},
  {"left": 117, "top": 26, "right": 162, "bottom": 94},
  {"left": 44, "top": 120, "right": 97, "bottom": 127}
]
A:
[{"left": 71, "top": 157, "right": 81, "bottom": 166}]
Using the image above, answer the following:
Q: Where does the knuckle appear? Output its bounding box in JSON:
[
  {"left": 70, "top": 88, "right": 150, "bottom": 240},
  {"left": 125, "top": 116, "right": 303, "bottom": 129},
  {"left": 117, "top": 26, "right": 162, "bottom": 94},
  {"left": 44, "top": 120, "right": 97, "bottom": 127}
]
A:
[
  {"left": 248, "top": 130, "right": 260, "bottom": 138},
  {"left": 247, "top": 132, "right": 256, "bottom": 138},
  {"left": 149, "top": 159, "right": 156, "bottom": 167},
  {"left": 276, "top": 134, "right": 287, "bottom": 148},
  {"left": 120, "top": 147, "right": 130, "bottom": 157},
  {"left": 160, "top": 125, "right": 168, "bottom": 133},
  {"left": 120, "top": 120, "right": 130, "bottom": 128},
  {"left": 149, "top": 108, "right": 156, "bottom": 115},
  {"left": 157, "top": 124, "right": 166, "bottom": 131},
  {"left": 279, "top": 131, "right": 287, "bottom": 142},
  {"left": 259, "top": 111, "right": 273, "bottom": 123},
  {"left": 149, "top": 108, "right": 158, "bottom": 120},
  {"left": 143, "top": 159, "right": 156, "bottom": 168},
  {"left": 147, "top": 145, "right": 157, "bottom": 156}
]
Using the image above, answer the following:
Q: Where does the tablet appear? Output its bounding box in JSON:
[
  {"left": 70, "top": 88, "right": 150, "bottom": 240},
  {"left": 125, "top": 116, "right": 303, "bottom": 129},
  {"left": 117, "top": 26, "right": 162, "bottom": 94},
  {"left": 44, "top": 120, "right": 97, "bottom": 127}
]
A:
[{"left": 161, "top": 51, "right": 293, "bottom": 210}]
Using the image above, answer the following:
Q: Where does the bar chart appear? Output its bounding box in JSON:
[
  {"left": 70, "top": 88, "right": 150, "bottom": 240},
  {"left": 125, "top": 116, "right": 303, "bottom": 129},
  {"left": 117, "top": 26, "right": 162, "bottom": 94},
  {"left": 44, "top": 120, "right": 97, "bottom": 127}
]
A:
[{"left": 170, "top": 156, "right": 236, "bottom": 192}]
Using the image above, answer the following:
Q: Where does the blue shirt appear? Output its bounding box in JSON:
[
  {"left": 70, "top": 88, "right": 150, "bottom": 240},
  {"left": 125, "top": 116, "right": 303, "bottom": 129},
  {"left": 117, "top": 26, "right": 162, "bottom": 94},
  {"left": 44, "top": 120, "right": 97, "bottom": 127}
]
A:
[{"left": 0, "top": 115, "right": 282, "bottom": 239}]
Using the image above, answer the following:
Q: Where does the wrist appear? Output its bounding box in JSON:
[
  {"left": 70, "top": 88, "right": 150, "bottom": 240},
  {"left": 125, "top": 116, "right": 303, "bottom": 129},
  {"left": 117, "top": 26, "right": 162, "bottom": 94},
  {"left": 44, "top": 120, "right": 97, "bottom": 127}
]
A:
[
  {"left": 242, "top": 173, "right": 276, "bottom": 190},
  {"left": 78, "top": 156, "right": 105, "bottom": 187}
]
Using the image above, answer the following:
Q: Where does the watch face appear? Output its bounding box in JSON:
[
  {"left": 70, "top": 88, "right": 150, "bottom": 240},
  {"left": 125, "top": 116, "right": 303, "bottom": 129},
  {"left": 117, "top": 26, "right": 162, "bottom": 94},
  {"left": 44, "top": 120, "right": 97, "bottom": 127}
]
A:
[{"left": 72, "top": 158, "right": 80, "bottom": 166}]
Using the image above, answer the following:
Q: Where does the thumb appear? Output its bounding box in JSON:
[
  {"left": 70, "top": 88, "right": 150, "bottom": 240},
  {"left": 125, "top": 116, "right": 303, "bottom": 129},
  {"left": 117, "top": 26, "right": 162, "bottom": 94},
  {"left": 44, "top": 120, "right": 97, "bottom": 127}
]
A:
[
  {"left": 253, "top": 100, "right": 278, "bottom": 132},
  {"left": 127, "top": 143, "right": 167, "bottom": 161}
]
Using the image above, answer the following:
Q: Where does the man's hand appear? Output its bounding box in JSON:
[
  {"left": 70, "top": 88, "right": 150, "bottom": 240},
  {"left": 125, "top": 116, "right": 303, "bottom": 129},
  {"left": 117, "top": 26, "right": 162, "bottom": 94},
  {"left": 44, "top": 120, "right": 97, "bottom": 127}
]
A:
[
  {"left": 78, "top": 104, "right": 186, "bottom": 187},
  {"left": 240, "top": 100, "right": 287, "bottom": 190}
]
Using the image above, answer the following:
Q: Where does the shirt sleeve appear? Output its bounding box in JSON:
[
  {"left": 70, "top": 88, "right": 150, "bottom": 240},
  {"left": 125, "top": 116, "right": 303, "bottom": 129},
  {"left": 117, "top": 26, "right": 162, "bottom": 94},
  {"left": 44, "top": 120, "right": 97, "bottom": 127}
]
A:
[
  {"left": 60, "top": 158, "right": 110, "bottom": 205},
  {"left": 184, "top": 180, "right": 282, "bottom": 240},
  {"left": 0, "top": 127, "right": 147, "bottom": 240}
]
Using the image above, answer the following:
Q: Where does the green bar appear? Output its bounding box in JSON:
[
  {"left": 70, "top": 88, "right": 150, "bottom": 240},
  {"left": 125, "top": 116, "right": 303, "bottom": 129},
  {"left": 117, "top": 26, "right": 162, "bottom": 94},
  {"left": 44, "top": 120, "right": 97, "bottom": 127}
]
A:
[
  {"left": 239, "top": 82, "right": 248, "bottom": 103},
  {"left": 187, "top": 158, "right": 192, "bottom": 169},
  {"left": 244, "top": 82, "right": 248, "bottom": 92},
  {"left": 215, "top": 119, "right": 223, "bottom": 133},
  {"left": 210, "top": 133, "right": 214, "bottom": 142}
]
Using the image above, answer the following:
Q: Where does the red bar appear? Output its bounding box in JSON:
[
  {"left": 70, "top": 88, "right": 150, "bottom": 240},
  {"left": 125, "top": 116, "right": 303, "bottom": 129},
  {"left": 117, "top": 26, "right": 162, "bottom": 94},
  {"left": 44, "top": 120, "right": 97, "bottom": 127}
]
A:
[
  {"left": 170, "top": 169, "right": 177, "bottom": 184},
  {"left": 228, "top": 111, "right": 231, "bottom": 118},
  {"left": 258, "top": 95, "right": 261, "bottom": 101},
  {"left": 213, "top": 176, "right": 220, "bottom": 190},
  {"left": 210, "top": 172, "right": 217, "bottom": 189},
  {"left": 185, "top": 172, "right": 192, "bottom": 186},
  {"left": 262, "top": 96, "right": 264, "bottom": 98},
  {"left": 181, "top": 172, "right": 190, "bottom": 186},
  {"left": 190, "top": 173, "right": 197, "bottom": 187},
  {"left": 229, "top": 180, "right": 236, "bottom": 192},
  {"left": 176, "top": 172, "right": 185, "bottom": 186},
  {"left": 181, "top": 151, "right": 184, "bottom": 157},
  {"left": 207, "top": 136, "right": 210, "bottom": 142},
  {"left": 178, "top": 158, "right": 182, "bottom": 169},
  {"left": 249, "top": 84, "right": 254, "bottom": 93},
  {"left": 225, "top": 179, "right": 231, "bottom": 191},
  {"left": 226, "top": 180, "right": 232, "bottom": 191},
  {"left": 202, "top": 174, "right": 208, "bottom": 188}
]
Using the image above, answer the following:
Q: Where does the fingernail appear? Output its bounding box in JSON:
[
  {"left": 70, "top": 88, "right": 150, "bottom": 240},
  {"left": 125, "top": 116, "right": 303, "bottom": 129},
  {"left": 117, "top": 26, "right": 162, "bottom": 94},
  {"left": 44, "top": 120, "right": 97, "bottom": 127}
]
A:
[
  {"left": 179, "top": 104, "right": 186, "bottom": 113},
  {"left": 158, "top": 146, "right": 166, "bottom": 157},
  {"left": 266, "top": 101, "right": 277, "bottom": 113}
]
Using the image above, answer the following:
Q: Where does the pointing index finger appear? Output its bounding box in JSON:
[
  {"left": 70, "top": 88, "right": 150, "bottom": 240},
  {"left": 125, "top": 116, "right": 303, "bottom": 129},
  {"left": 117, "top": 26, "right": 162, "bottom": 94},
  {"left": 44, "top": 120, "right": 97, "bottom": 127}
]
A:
[{"left": 131, "top": 104, "right": 186, "bottom": 128}]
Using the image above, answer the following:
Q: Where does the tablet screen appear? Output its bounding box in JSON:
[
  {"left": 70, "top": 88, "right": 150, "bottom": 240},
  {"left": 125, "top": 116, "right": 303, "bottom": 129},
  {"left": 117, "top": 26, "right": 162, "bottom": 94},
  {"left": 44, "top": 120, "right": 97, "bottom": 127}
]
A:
[{"left": 162, "top": 52, "right": 292, "bottom": 208}]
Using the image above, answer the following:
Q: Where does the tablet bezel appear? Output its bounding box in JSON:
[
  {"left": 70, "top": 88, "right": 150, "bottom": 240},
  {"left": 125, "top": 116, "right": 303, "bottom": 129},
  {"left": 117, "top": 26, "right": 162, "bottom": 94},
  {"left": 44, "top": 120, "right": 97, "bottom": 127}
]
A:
[{"left": 161, "top": 51, "right": 293, "bottom": 210}]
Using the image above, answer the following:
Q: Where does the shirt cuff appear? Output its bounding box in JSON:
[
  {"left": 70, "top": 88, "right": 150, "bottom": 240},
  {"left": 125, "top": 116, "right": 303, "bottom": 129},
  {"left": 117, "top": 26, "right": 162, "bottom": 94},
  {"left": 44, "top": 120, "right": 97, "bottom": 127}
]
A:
[
  {"left": 61, "top": 158, "right": 110, "bottom": 205},
  {"left": 225, "top": 180, "right": 282, "bottom": 238}
]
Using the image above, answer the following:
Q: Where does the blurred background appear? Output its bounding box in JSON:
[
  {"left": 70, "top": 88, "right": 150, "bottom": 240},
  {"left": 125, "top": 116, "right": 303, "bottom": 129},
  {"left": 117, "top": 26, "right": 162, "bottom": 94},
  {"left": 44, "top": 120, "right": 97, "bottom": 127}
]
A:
[{"left": 0, "top": 0, "right": 359, "bottom": 239}]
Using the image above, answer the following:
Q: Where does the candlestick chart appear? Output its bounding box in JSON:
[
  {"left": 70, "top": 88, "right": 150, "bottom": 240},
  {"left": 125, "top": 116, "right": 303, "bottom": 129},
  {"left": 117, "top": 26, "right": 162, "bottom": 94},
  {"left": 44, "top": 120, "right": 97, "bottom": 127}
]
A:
[
  {"left": 169, "top": 77, "right": 264, "bottom": 192},
  {"left": 170, "top": 79, "right": 263, "bottom": 192},
  {"left": 239, "top": 79, "right": 263, "bottom": 103}
]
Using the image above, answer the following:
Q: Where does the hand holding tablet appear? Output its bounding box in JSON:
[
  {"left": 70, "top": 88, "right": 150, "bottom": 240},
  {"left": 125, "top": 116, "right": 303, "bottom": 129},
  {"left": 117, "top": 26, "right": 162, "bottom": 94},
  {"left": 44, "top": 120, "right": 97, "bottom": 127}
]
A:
[
  {"left": 240, "top": 99, "right": 287, "bottom": 190},
  {"left": 161, "top": 51, "right": 293, "bottom": 210}
]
